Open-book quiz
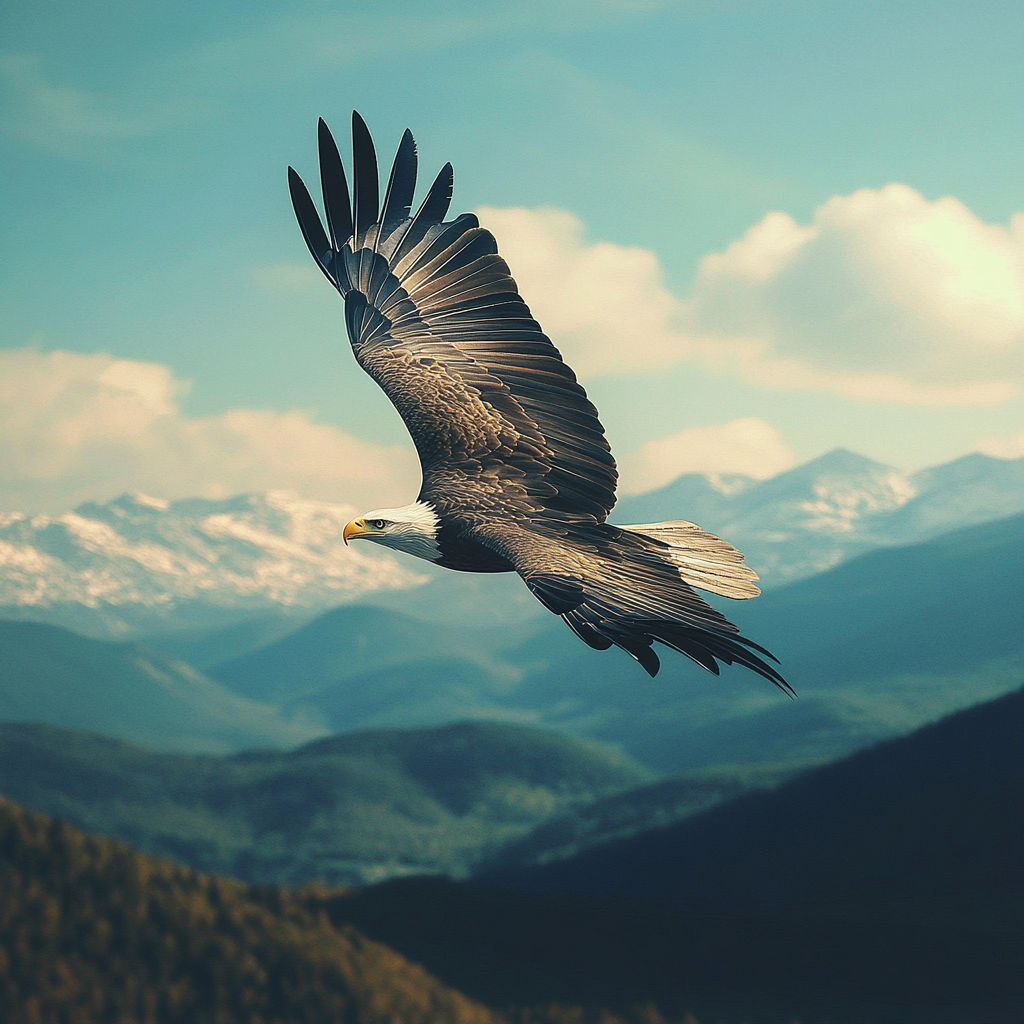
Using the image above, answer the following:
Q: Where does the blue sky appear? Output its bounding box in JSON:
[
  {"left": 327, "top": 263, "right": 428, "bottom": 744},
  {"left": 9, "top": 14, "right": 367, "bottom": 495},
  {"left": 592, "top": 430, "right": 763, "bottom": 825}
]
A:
[{"left": 3, "top": 0, "right": 1024, "bottom": 512}]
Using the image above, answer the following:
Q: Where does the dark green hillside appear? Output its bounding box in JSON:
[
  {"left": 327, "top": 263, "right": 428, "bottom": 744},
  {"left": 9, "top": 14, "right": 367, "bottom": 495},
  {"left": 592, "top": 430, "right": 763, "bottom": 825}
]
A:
[
  {"left": 0, "top": 720, "right": 648, "bottom": 885},
  {"left": 0, "top": 620, "right": 321, "bottom": 753},
  {"left": 0, "top": 795, "right": 498, "bottom": 1024},
  {"left": 483, "top": 764, "right": 788, "bottom": 871},
  {"left": 326, "top": 686, "right": 1024, "bottom": 1022},
  {"left": 484, "top": 682, "right": 1024, "bottom": 905}
]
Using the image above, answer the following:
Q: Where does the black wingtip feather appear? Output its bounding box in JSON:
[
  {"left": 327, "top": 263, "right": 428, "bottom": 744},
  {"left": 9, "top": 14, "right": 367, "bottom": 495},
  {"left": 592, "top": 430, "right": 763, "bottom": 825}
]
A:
[
  {"left": 393, "top": 162, "right": 451, "bottom": 257},
  {"left": 287, "top": 166, "right": 335, "bottom": 288},
  {"left": 351, "top": 111, "right": 379, "bottom": 244},
  {"left": 318, "top": 118, "right": 353, "bottom": 250},
  {"left": 380, "top": 128, "right": 418, "bottom": 236}
]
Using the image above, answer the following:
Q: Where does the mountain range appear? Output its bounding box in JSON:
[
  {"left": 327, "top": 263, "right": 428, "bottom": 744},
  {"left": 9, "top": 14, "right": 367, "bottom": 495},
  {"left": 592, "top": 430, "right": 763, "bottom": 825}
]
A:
[
  {"left": 615, "top": 447, "right": 1024, "bottom": 584},
  {"left": 0, "top": 719, "right": 648, "bottom": 886},
  {"left": 0, "top": 490, "right": 422, "bottom": 637},
  {"left": 4, "top": 678, "right": 1020, "bottom": 1020},
  {"left": 3, "top": 448, "right": 1024, "bottom": 637},
  {"left": 201, "top": 510, "right": 1024, "bottom": 776},
  {"left": 328, "top": 685, "right": 1024, "bottom": 1023},
  {"left": 4, "top": 508, "right": 1023, "bottom": 780}
]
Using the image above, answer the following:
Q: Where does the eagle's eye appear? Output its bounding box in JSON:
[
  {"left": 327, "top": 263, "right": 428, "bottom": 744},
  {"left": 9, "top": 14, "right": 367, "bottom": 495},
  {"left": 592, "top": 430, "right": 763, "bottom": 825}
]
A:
[{"left": 371, "top": 519, "right": 388, "bottom": 530}]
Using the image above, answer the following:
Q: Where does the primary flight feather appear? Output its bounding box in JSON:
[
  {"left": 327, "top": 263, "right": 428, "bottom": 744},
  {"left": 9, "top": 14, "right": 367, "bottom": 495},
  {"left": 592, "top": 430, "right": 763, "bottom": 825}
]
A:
[{"left": 288, "top": 112, "right": 788, "bottom": 690}]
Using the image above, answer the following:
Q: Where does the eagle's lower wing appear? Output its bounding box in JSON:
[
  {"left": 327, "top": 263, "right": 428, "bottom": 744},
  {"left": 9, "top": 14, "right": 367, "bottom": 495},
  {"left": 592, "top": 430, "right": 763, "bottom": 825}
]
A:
[
  {"left": 477, "top": 517, "right": 788, "bottom": 688},
  {"left": 288, "top": 113, "right": 617, "bottom": 522}
]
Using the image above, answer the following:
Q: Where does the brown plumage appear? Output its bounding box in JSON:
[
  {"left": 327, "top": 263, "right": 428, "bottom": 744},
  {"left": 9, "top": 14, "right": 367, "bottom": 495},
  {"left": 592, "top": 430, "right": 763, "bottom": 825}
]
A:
[{"left": 289, "top": 113, "right": 788, "bottom": 690}]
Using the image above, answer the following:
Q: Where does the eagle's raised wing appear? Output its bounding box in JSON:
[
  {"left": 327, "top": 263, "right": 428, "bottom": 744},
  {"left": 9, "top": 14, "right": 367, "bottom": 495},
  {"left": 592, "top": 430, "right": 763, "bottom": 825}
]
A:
[{"left": 288, "top": 113, "right": 617, "bottom": 523}]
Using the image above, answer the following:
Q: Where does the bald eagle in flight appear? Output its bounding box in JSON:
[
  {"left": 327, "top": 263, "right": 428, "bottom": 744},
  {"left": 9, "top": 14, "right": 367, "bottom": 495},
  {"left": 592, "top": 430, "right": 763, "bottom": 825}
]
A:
[{"left": 288, "top": 113, "right": 788, "bottom": 690}]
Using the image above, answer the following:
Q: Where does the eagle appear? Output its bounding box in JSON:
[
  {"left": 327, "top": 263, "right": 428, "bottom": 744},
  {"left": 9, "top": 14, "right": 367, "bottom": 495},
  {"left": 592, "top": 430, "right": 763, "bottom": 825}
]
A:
[{"left": 288, "top": 113, "right": 788, "bottom": 690}]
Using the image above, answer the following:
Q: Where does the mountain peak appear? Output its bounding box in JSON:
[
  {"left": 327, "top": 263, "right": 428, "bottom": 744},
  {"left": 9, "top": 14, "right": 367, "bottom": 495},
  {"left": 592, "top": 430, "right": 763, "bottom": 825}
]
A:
[
  {"left": 781, "top": 447, "right": 900, "bottom": 478},
  {"left": 0, "top": 490, "right": 426, "bottom": 630}
]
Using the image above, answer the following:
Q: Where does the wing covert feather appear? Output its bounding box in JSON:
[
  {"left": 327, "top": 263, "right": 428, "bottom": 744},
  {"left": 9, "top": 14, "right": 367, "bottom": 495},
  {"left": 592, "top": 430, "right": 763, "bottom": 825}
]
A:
[{"left": 293, "top": 115, "right": 618, "bottom": 522}]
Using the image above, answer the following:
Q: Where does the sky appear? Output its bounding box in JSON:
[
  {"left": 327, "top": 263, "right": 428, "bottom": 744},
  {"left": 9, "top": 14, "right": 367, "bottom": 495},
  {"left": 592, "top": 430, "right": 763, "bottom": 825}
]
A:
[{"left": 2, "top": 0, "right": 1024, "bottom": 513}]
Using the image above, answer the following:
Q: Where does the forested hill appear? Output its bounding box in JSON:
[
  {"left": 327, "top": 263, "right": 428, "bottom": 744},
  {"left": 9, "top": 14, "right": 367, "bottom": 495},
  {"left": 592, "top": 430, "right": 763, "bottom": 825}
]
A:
[
  {"left": 0, "top": 795, "right": 498, "bottom": 1024},
  {"left": 481, "top": 682, "right": 1024, "bottom": 908}
]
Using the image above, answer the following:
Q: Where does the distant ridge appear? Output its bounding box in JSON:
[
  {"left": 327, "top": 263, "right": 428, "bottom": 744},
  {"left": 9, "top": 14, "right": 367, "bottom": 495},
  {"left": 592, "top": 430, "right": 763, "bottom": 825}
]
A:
[
  {"left": 0, "top": 619, "right": 324, "bottom": 753},
  {"left": 3, "top": 449, "right": 1024, "bottom": 637},
  {"left": 616, "top": 447, "right": 1024, "bottom": 584}
]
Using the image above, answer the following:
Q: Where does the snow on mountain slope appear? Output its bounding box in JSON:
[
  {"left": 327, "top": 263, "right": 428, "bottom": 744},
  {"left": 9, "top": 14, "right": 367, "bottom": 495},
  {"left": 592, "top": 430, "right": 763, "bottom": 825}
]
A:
[
  {"left": 615, "top": 449, "right": 1024, "bottom": 585},
  {"left": 0, "top": 491, "right": 425, "bottom": 633},
  {"left": 2, "top": 450, "right": 1023, "bottom": 637}
]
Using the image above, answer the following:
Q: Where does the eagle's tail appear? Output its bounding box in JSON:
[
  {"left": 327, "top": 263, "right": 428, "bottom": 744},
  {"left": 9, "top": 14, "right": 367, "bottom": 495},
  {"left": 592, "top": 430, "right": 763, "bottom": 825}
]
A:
[
  {"left": 617, "top": 520, "right": 762, "bottom": 599},
  {"left": 523, "top": 521, "right": 789, "bottom": 691}
]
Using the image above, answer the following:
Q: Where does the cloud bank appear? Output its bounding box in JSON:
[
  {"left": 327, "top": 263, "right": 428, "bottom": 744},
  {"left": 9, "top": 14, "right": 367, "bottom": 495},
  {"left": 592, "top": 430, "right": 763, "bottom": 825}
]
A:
[
  {"left": 977, "top": 428, "right": 1024, "bottom": 460},
  {"left": 481, "top": 186, "right": 1024, "bottom": 405},
  {"left": 0, "top": 348, "right": 419, "bottom": 514},
  {"left": 619, "top": 417, "right": 796, "bottom": 494},
  {"left": 479, "top": 206, "right": 689, "bottom": 375}
]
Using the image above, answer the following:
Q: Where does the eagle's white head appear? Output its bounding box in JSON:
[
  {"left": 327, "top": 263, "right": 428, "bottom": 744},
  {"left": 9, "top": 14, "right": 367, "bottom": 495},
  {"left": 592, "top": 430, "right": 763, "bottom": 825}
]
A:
[{"left": 343, "top": 500, "right": 442, "bottom": 562}]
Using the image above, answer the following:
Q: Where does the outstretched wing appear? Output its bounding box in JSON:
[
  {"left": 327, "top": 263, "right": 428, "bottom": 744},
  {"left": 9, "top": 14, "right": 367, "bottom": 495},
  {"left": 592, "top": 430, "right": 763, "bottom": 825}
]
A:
[{"left": 288, "top": 113, "right": 617, "bottom": 523}]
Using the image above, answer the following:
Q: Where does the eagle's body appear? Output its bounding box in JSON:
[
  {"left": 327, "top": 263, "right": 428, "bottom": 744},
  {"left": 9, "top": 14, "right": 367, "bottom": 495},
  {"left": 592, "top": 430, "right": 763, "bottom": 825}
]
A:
[{"left": 289, "top": 114, "right": 788, "bottom": 689}]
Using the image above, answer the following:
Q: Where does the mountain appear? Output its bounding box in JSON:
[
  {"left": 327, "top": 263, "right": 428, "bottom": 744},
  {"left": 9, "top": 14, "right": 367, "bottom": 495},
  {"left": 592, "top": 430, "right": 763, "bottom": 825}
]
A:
[
  {"left": 483, "top": 682, "right": 1024, "bottom": 904},
  {"left": 0, "top": 795, "right": 499, "bottom": 1024},
  {"left": 4, "top": 449, "right": 1024, "bottom": 640},
  {"left": 0, "top": 720, "right": 649, "bottom": 886},
  {"left": 322, "top": 687, "right": 1024, "bottom": 1023},
  {"left": 0, "top": 491, "right": 423, "bottom": 638},
  {"left": 206, "top": 603, "right": 536, "bottom": 732},
  {"left": 140, "top": 508, "right": 1024, "bottom": 775},
  {"left": 615, "top": 448, "right": 1024, "bottom": 585},
  {"left": 479, "top": 763, "right": 789, "bottom": 871},
  {"left": 139, "top": 609, "right": 312, "bottom": 670},
  {"left": 212, "top": 604, "right": 488, "bottom": 701},
  {"left": 0, "top": 620, "right": 324, "bottom": 753}
]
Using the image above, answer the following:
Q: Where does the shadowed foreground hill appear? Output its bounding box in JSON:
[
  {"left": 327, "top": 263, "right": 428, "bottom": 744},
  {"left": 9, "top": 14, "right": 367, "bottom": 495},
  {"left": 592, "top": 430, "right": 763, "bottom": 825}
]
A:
[
  {"left": 484, "top": 683, "right": 1024, "bottom": 906},
  {"left": 326, "top": 686, "right": 1024, "bottom": 1023},
  {"left": 0, "top": 795, "right": 499, "bottom": 1024}
]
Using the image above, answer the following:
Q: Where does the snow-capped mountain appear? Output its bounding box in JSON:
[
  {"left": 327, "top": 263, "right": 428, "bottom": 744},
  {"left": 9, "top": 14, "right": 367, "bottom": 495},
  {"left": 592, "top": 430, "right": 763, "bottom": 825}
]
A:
[
  {"left": 615, "top": 449, "right": 1024, "bottom": 585},
  {"left": 2, "top": 450, "right": 1023, "bottom": 637},
  {"left": 0, "top": 491, "right": 425, "bottom": 636}
]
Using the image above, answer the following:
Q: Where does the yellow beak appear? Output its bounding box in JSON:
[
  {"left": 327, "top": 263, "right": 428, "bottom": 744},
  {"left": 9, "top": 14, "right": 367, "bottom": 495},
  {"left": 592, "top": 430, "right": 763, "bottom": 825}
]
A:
[{"left": 343, "top": 518, "right": 367, "bottom": 545}]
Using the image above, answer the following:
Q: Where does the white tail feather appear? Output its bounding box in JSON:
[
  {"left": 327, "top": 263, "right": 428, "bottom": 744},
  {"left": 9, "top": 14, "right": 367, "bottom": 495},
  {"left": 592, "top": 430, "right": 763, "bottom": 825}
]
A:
[{"left": 619, "top": 520, "right": 761, "bottom": 599}]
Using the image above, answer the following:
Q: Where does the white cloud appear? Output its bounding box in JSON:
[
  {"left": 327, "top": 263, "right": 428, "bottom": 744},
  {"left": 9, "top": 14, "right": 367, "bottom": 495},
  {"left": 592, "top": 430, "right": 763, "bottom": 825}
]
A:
[
  {"left": 0, "top": 348, "right": 419, "bottom": 513},
  {"left": 690, "top": 184, "right": 1024, "bottom": 405},
  {"left": 479, "top": 206, "right": 691, "bottom": 374},
  {"left": 481, "top": 187, "right": 1024, "bottom": 405},
  {"left": 976, "top": 427, "right": 1024, "bottom": 460},
  {"left": 252, "top": 263, "right": 323, "bottom": 294},
  {"left": 0, "top": 54, "right": 148, "bottom": 146},
  {"left": 619, "top": 417, "right": 796, "bottom": 494}
]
